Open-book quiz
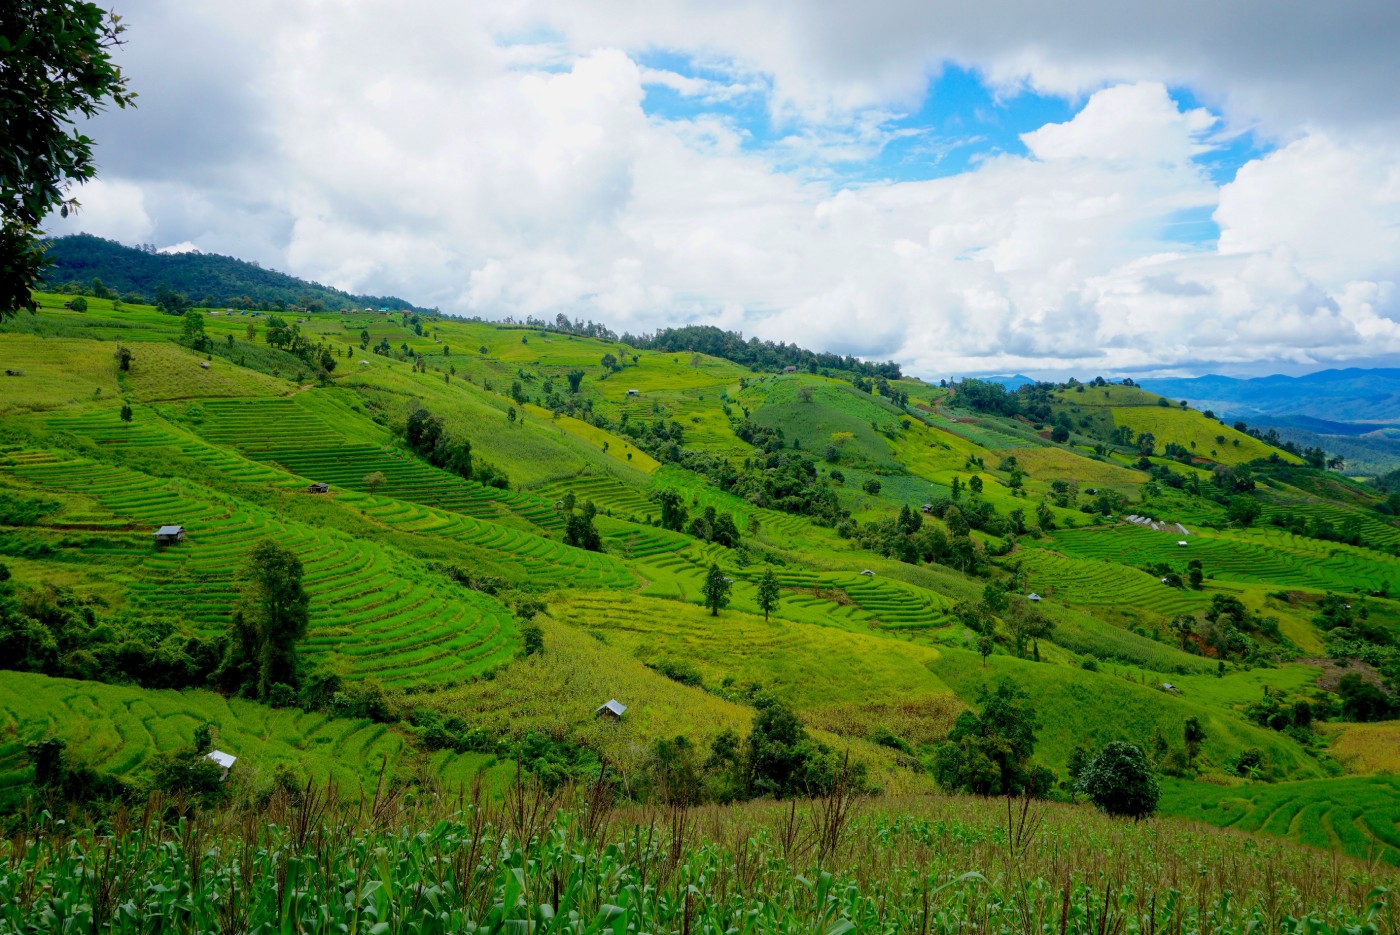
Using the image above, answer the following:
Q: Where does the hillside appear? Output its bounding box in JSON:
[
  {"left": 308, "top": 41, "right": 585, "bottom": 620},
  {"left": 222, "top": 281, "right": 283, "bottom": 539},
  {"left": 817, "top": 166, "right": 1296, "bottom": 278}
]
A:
[
  {"left": 38, "top": 234, "right": 431, "bottom": 313},
  {"left": 2, "top": 292, "right": 1400, "bottom": 881}
]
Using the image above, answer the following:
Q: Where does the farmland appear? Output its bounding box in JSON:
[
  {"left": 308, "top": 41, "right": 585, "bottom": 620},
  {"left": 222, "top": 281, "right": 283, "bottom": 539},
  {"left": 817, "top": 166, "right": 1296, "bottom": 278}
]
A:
[{"left": 4, "top": 294, "right": 1400, "bottom": 919}]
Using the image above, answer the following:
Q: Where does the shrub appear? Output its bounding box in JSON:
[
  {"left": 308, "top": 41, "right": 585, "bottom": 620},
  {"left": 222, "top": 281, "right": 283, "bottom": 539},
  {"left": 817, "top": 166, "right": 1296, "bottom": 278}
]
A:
[{"left": 1077, "top": 741, "right": 1160, "bottom": 819}]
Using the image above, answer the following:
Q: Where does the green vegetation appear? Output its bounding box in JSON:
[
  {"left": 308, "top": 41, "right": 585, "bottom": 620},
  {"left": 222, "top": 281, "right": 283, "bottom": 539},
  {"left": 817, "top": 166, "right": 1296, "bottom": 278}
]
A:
[{"left": 3, "top": 291, "right": 1400, "bottom": 921}]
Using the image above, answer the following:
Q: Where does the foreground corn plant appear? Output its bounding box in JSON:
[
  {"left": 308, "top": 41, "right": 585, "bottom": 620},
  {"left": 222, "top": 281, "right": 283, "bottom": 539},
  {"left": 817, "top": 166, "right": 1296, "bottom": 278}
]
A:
[{"left": 0, "top": 780, "right": 1395, "bottom": 934}]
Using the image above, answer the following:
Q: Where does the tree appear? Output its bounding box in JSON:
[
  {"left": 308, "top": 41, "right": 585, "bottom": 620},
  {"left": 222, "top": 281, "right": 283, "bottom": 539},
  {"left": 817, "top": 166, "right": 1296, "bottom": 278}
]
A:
[
  {"left": 119, "top": 403, "right": 132, "bottom": 423},
  {"left": 1187, "top": 559, "right": 1204, "bottom": 590},
  {"left": 566, "top": 369, "right": 585, "bottom": 393},
  {"left": 1183, "top": 716, "right": 1206, "bottom": 764},
  {"left": 520, "top": 624, "right": 544, "bottom": 657},
  {"left": 68, "top": 295, "right": 87, "bottom": 312},
  {"left": 976, "top": 633, "right": 995, "bottom": 666},
  {"left": 933, "top": 681, "right": 1048, "bottom": 797},
  {"left": 180, "top": 308, "right": 206, "bottom": 345},
  {"left": 862, "top": 478, "right": 882, "bottom": 495},
  {"left": 756, "top": 567, "right": 780, "bottom": 622},
  {"left": 1226, "top": 496, "right": 1262, "bottom": 527},
  {"left": 219, "top": 539, "right": 310, "bottom": 699},
  {"left": 702, "top": 563, "right": 732, "bottom": 616},
  {"left": 1077, "top": 741, "right": 1160, "bottom": 819},
  {"left": 654, "top": 488, "right": 687, "bottom": 532},
  {"left": 1, "top": 1, "right": 135, "bottom": 319},
  {"left": 796, "top": 386, "right": 814, "bottom": 403},
  {"left": 363, "top": 470, "right": 387, "bottom": 492},
  {"left": 114, "top": 345, "right": 132, "bottom": 371},
  {"left": 1337, "top": 674, "right": 1395, "bottom": 722}
]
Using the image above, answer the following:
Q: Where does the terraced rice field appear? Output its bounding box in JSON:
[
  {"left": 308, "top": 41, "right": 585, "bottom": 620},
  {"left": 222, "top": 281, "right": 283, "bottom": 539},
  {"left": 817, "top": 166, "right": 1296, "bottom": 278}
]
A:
[
  {"left": 1017, "top": 548, "right": 1208, "bottom": 616},
  {"left": 356, "top": 495, "right": 636, "bottom": 589},
  {"left": 1259, "top": 499, "right": 1400, "bottom": 551},
  {"left": 0, "top": 672, "right": 424, "bottom": 797},
  {"left": 4, "top": 456, "right": 517, "bottom": 686},
  {"left": 631, "top": 544, "right": 951, "bottom": 631},
  {"left": 535, "top": 473, "right": 657, "bottom": 522},
  {"left": 189, "top": 398, "right": 563, "bottom": 530},
  {"left": 649, "top": 465, "right": 810, "bottom": 540},
  {"left": 1048, "top": 525, "right": 1400, "bottom": 593},
  {"left": 1159, "top": 776, "right": 1400, "bottom": 865}
]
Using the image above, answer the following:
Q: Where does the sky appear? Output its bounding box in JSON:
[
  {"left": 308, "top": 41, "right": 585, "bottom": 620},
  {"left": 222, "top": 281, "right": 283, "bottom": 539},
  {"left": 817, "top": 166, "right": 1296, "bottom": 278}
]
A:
[{"left": 45, "top": 0, "right": 1400, "bottom": 380}]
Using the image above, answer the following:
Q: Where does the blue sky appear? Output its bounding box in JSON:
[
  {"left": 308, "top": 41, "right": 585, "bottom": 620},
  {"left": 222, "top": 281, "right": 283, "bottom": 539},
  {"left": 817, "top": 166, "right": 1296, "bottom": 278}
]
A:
[{"left": 638, "top": 57, "right": 1273, "bottom": 253}]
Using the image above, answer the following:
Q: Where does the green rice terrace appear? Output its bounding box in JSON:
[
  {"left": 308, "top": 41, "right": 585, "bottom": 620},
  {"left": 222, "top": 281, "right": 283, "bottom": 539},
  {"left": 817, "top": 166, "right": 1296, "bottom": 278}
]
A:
[{"left": 2, "top": 296, "right": 1399, "bottom": 929}]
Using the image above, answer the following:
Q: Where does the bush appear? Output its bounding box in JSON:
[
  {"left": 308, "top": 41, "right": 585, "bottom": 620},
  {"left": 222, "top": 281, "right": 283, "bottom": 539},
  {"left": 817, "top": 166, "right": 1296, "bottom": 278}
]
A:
[{"left": 1077, "top": 741, "right": 1159, "bottom": 819}]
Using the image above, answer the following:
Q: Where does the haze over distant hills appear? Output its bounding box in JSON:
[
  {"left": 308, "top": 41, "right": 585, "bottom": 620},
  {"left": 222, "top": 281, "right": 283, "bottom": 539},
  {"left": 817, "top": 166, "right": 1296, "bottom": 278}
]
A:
[{"left": 1138, "top": 369, "right": 1400, "bottom": 424}]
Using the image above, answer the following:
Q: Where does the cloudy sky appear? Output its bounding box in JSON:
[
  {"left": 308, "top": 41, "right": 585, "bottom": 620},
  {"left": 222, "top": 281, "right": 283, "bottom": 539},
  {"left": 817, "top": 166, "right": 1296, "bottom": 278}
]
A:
[{"left": 47, "top": 1, "right": 1400, "bottom": 378}]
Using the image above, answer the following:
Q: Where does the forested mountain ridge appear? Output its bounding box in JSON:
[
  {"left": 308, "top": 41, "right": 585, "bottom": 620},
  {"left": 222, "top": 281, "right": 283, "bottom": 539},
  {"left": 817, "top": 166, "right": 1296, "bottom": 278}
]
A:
[{"left": 39, "top": 234, "right": 431, "bottom": 313}]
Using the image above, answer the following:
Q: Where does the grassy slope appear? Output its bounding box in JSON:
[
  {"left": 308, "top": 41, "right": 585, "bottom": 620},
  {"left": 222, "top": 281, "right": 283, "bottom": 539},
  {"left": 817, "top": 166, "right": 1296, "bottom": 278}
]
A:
[{"left": 3, "top": 295, "right": 1398, "bottom": 859}]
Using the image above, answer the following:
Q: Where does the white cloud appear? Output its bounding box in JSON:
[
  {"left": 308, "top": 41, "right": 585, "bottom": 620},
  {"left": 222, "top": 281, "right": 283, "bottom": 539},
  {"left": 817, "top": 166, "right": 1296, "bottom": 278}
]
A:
[
  {"left": 52, "top": 0, "right": 1400, "bottom": 376},
  {"left": 45, "top": 178, "right": 153, "bottom": 245},
  {"left": 157, "top": 241, "right": 200, "bottom": 254}
]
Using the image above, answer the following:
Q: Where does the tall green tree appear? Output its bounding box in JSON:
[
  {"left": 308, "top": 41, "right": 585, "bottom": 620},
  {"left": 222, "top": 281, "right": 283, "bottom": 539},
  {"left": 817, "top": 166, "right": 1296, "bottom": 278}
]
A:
[
  {"left": 1, "top": 0, "right": 134, "bottom": 319},
  {"left": 933, "top": 680, "right": 1050, "bottom": 797},
  {"left": 702, "top": 563, "right": 732, "bottom": 616},
  {"left": 755, "top": 567, "right": 780, "bottom": 622},
  {"left": 219, "top": 539, "right": 310, "bottom": 699}
]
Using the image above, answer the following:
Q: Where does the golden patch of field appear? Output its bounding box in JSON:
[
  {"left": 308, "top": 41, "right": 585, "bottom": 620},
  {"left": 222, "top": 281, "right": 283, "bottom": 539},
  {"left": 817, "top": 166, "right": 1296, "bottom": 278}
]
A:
[
  {"left": 0, "top": 336, "right": 122, "bottom": 415},
  {"left": 1007, "top": 446, "right": 1144, "bottom": 489},
  {"left": 550, "top": 592, "right": 957, "bottom": 714},
  {"left": 523, "top": 402, "right": 659, "bottom": 473},
  {"left": 124, "top": 343, "right": 295, "bottom": 402},
  {"left": 414, "top": 613, "right": 930, "bottom": 793},
  {"left": 1322, "top": 720, "right": 1400, "bottom": 774},
  {"left": 1109, "top": 406, "right": 1295, "bottom": 466}
]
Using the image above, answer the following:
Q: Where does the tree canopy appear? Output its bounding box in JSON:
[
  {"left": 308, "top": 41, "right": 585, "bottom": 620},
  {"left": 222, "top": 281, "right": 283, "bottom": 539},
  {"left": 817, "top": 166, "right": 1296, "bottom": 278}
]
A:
[{"left": 2, "top": 3, "right": 134, "bottom": 318}]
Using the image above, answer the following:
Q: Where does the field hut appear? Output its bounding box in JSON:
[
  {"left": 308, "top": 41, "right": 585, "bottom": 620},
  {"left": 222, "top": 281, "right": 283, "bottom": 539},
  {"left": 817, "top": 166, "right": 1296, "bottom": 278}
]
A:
[
  {"left": 152, "top": 525, "right": 186, "bottom": 544},
  {"left": 204, "top": 750, "right": 237, "bottom": 779},
  {"left": 920, "top": 503, "right": 933, "bottom": 513},
  {"left": 860, "top": 569, "right": 875, "bottom": 576},
  {"left": 1027, "top": 593, "right": 1042, "bottom": 602},
  {"left": 783, "top": 365, "right": 798, "bottom": 373},
  {"left": 595, "top": 699, "right": 627, "bottom": 720},
  {"left": 1177, "top": 540, "right": 1188, "bottom": 547},
  {"left": 626, "top": 389, "right": 639, "bottom": 396},
  {"left": 4, "top": 369, "right": 23, "bottom": 376},
  {"left": 199, "top": 361, "right": 211, "bottom": 369},
  {"left": 307, "top": 482, "right": 330, "bottom": 494}
]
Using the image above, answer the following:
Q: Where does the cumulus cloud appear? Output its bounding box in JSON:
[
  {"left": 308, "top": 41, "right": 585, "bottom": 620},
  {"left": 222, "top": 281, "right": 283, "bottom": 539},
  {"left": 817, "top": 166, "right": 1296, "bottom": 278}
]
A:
[{"left": 39, "top": 0, "right": 1400, "bottom": 376}]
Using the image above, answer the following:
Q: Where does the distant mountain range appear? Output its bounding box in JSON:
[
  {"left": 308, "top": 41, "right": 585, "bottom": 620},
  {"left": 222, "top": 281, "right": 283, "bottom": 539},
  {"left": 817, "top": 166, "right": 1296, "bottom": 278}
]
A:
[
  {"left": 40, "top": 234, "right": 431, "bottom": 313},
  {"left": 1139, "top": 369, "right": 1400, "bottom": 476},
  {"left": 1138, "top": 369, "right": 1400, "bottom": 423}
]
